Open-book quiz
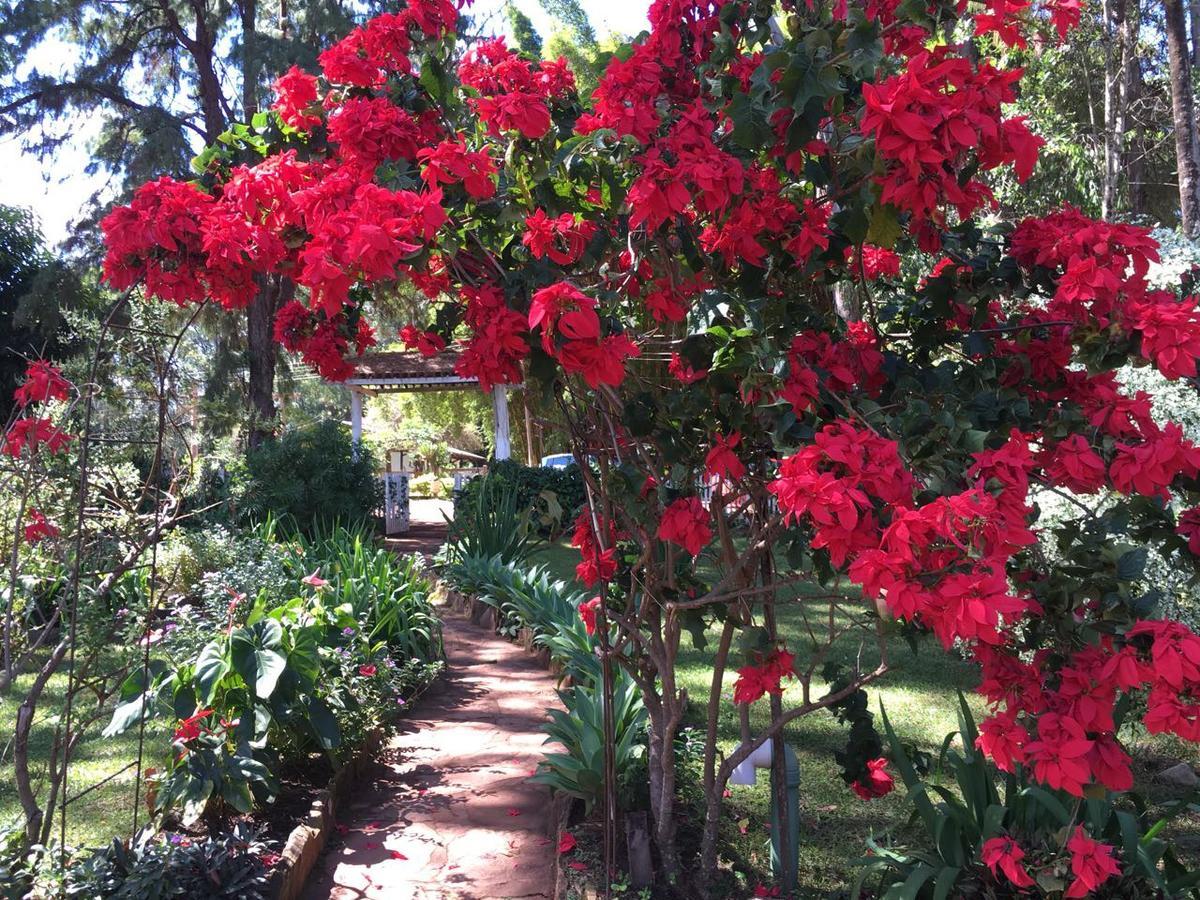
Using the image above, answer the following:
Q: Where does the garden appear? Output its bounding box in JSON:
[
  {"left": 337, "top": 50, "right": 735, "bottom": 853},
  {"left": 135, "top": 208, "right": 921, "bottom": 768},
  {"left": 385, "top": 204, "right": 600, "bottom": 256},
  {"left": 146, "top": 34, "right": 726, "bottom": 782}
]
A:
[{"left": 5, "top": 0, "right": 1200, "bottom": 896}]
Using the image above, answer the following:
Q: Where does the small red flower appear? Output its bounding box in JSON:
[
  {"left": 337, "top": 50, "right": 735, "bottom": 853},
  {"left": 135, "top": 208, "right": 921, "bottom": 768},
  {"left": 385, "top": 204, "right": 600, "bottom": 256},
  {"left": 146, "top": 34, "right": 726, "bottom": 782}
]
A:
[
  {"left": 851, "top": 758, "right": 895, "bottom": 800},
  {"left": 23, "top": 509, "right": 59, "bottom": 544},
  {"left": 14, "top": 361, "right": 71, "bottom": 407},
  {"left": 173, "top": 708, "right": 215, "bottom": 743},
  {"left": 301, "top": 569, "right": 328, "bottom": 587},
  {"left": 557, "top": 832, "right": 577, "bottom": 854},
  {"left": 358, "top": 664, "right": 378, "bottom": 677},
  {"left": 981, "top": 836, "right": 1035, "bottom": 889},
  {"left": 578, "top": 597, "right": 602, "bottom": 636}
]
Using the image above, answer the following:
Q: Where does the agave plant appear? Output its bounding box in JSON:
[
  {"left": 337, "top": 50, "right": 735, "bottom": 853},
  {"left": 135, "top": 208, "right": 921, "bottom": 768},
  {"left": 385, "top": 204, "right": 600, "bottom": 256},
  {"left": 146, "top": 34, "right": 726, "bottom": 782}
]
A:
[{"left": 532, "top": 670, "right": 648, "bottom": 813}]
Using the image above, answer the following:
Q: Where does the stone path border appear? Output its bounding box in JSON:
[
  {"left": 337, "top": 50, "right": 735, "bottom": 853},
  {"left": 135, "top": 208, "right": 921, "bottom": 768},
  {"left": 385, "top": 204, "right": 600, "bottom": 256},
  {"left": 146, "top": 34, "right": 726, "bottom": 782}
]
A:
[{"left": 300, "top": 602, "right": 565, "bottom": 900}]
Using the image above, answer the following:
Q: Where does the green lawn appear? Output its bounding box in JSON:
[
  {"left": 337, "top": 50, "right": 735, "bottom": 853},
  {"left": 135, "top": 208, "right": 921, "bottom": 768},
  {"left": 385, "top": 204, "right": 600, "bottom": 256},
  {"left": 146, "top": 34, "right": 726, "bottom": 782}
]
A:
[
  {"left": 0, "top": 660, "right": 167, "bottom": 849},
  {"left": 531, "top": 538, "right": 1200, "bottom": 894}
]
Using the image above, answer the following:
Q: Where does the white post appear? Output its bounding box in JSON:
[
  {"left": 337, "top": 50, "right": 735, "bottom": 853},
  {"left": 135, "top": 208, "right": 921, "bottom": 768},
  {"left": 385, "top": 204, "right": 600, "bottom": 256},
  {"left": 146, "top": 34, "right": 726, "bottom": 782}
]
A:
[
  {"left": 492, "top": 385, "right": 511, "bottom": 461},
  {"left": 350, "top": 388, "right": 363, "bottom": 460}
]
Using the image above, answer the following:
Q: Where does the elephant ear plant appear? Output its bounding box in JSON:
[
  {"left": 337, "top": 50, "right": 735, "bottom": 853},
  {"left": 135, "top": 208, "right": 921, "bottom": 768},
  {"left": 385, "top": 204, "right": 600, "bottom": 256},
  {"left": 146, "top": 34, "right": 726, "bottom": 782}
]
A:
[{"left": 105, "top": 532, "right": 444, "bottom": 828}]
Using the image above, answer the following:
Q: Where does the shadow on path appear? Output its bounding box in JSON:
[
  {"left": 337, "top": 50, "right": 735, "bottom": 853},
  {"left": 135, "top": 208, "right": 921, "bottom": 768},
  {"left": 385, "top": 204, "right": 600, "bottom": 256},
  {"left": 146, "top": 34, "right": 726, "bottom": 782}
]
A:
[{"left": 301, "top": 608, "right": 562, "bottom": 900}]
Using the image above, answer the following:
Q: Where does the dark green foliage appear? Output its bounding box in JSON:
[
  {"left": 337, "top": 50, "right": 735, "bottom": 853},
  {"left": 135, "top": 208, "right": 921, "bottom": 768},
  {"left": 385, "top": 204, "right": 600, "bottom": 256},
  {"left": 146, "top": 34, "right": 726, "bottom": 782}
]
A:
[
  {"left": 455, "top": 459, "right": 585, "bottom": 537},
  {"left": 507, "top": 3, "right": 544, "bottom": 58},
  {"left": 65, "top": 825, "right": 272, "bottom": 899},
  {"left": 235, "top": 422, "right": 381, "bottom": 534},
  {"left": 446, "top": 472, "right": 543, "bottom": 564},
  {"left": 0, "top": 206, "right": 92, "bottom": 420},
  {"left": 532, "top": 673, "right": 648, "bottom": 813}
]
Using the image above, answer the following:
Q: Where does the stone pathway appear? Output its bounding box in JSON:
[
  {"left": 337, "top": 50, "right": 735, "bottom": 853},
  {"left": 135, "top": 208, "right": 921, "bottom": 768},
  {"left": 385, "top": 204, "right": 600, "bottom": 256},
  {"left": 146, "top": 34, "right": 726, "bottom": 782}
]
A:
[{"left": 301, "top": 609, "right": 562, "bottom": 900}]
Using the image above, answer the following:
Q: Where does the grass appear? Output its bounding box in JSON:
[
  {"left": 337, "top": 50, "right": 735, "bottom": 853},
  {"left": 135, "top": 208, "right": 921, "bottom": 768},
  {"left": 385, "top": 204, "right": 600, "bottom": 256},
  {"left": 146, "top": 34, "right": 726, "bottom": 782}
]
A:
[
  {"left": 0, "top": 656, "right": 167, "bottom": 849},
  {"left": 532, "top": 537, "right": 1200, "bottom": 895}
]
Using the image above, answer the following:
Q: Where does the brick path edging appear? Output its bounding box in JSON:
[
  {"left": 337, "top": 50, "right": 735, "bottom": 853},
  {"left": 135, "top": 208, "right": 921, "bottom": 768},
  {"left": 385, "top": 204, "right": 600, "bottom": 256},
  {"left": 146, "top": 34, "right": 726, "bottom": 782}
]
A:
[{"left": 268, "top": 728, "right": 386, "bottom": 900}]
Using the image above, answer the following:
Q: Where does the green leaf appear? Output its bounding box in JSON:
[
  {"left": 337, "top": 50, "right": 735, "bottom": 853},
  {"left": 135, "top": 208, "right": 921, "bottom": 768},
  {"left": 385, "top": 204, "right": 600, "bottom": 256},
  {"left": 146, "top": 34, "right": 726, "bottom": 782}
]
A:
[
  {"left": 195, "top": 640, "right": 230, "bottom": 705},
  {"left": 865, "top": 204, "right": 902, "bottom": 248},
  {"left": 307, "top": 697, "right": 342, "bottom": 750}
]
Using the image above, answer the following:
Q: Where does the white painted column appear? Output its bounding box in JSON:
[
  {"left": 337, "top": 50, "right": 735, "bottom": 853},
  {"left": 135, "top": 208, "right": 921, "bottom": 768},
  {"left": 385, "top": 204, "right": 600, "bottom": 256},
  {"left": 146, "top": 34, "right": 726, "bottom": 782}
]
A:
[
  {"left": 492, "top": 386, "right": 511, "bottom": 460},
  {"left": 350, "top": 388, "right": 363, "bottom": 461}
]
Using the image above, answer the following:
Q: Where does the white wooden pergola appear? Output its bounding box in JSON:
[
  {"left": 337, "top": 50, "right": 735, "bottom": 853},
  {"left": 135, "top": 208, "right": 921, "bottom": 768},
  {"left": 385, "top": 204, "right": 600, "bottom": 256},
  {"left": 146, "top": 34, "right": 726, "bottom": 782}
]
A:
[
  {"left": 343, "top": 349, "right": 515, "bottom": 533},
  {"left": 345, "top": 348, "right": 513, "bottom": 461}
]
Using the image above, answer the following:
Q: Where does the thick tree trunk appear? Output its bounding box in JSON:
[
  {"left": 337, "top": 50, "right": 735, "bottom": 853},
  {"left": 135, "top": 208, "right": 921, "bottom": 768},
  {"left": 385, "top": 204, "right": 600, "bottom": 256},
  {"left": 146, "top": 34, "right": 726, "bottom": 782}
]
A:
[
  {"left": 1102, "top": 0, "right": 1127, "bottom": 217},
  {"left": 246, "top": 278, "right": 282, "bottom": 448},
  {"left": 1166, "top": 0, "right": 1200, "bottom": 235}
]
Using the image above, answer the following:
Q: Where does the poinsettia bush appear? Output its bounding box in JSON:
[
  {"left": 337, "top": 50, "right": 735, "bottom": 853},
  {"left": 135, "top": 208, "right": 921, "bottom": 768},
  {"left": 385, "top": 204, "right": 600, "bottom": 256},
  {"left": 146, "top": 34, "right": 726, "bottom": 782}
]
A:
[{"left": 99, "top": 0, "right": 1200, "bottom": 891}]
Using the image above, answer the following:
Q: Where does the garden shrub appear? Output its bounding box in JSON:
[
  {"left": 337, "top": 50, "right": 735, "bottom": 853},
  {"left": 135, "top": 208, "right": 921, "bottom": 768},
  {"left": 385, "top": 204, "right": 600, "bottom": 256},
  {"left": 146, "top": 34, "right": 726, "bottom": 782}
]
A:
[
  {"left": 65, "top": 825, "right": 274, "bottom": 899},
  {"left": 455, "top": 459, "right": 585, "bottom": 537},
  {"left": 532, "top": 672, "right": 648, "bottom": 814},
  {"left": 445, "top": 473, "right": 541, "bottom": 565},
  {"left": 104, "top": 524, "right": 443, "bottom": 828},
  {"left": 234, "top": 422, "right": 380, "bottom": 534},
  {"left": 853, "top": 697, "right": 1200, "bottom": 899}
]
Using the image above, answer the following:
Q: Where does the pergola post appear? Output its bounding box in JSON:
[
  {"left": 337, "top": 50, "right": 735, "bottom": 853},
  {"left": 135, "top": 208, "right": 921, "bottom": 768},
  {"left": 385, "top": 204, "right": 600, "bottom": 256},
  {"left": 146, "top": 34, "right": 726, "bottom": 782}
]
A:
[
  {"left": 350, "top": 387, "right": 363, "bottom": 460},
  {"left": 492, "top": 385, "right": 511, "bottom": 461}
]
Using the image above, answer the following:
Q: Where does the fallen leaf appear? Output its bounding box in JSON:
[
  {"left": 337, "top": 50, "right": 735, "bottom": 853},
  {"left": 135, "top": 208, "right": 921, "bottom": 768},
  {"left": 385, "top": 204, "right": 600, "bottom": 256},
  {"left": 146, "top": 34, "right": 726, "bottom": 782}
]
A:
[
  {"left": 557, "top": 833, "right": 577, "bottom": 854},
  {"left": 568, "top": 861, "right": 588, "bottom": 871}
]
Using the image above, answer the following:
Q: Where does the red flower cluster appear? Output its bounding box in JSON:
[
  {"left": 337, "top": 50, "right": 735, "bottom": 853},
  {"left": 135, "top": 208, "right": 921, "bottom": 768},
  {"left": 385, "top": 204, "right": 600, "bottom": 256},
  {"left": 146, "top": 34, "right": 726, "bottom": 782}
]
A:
[
  {"left": 579, "top": 597, "right": 603, "bottom": 636},
  {"left": 705, "top": 432, "right": 746, "bottom": 481},
  {"left": 459, "top": 38, "right": 574, "bottom": 140},
  {"left": 523, "top": 211, "right": 598, "bottom": 265},
  {"left": 861, "top": 50, "right": 1042, "bottom": 247},
  {"left": 850, "top": 757, "right": 895, "bottom": 800},
  {"left": 980, "top": 836, "right": 1034, "bottom": 889},
  {"left": 528, "top": 283, "right": 639, "bottom": 388},
  {"left": 732, "top": 648, "right": 796, "bottom": 705},
  {"left": 3, "top": 417, "right": 73, "bottom": 457},
  {"left": 271, "top": 66, "right": 321, "bottom": 131},
  {"left": 273, "top": 301, "right": 376, "bottom": 381},
  {"left": 418, "top": 139, "right": 497, "bottom": 200},
  {"left": 399, "top": 325, "right": 446, "bottom": 357},
  {"left": 454, "top": 283, "right": 529, "bottom": 392},
  {"left": 571, "top": 509, "right": 618, "bottom": 587},
  {"left": 15, "top": 360, "right": 71, "bottom": 407},
  {"left": 657, "top": 496, "right": 712, "bottom": 556},
  {"left": 23, "top": 508, "right": 59, "bottom": 544}
]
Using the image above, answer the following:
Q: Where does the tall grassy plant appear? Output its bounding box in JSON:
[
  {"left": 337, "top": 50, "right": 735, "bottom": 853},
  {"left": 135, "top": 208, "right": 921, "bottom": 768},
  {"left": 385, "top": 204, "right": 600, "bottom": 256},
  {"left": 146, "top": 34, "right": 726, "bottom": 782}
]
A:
[{"left": 444, "top": 474, "right": 540, "bottom": 565}]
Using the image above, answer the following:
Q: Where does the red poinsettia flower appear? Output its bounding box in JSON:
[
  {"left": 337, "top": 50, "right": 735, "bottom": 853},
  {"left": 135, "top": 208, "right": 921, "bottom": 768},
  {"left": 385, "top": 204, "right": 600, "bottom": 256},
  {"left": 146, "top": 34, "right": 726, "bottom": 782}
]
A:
[
  {"left": 657, "top": 497, "right": 712, "bottom": 556},
  {"left": 23, "top": 509, "right": 59, "bottom": 544},
  {"left": 851, "top": 758, "right": 895, "bottom": 800},
  {"left": 1065, "top": 826, "right": 1121, "bottom": 898},
  {"left": 14, "top": 361, "right": 71, "bottom": 407},
  {"left": 981, "top": 836, "right": 1035, "bottom": 888}
]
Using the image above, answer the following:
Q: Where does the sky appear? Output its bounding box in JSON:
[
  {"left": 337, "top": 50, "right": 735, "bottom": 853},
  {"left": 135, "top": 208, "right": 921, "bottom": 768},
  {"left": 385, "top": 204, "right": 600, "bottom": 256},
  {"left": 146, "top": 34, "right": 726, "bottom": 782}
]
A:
[{"left": 0, "top": 0, "right": 652, "bottom": 250}]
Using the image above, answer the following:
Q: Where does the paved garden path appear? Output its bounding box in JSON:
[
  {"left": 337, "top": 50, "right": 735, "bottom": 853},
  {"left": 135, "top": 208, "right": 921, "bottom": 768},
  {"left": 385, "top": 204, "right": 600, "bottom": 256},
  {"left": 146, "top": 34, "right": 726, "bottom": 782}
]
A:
[{"left": 301, "top": 608, "right": 562, "bottom": 900}]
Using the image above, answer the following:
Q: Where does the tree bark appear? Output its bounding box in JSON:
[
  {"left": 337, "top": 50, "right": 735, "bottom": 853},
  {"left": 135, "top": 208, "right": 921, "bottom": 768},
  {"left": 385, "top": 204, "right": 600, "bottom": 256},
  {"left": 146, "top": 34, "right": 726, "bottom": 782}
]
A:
[
  {"left": 1124, "top": 0, "right": 1147, "bottom": 215},
  {"left": 1102, "top": 0, "right": 1127, "bottom": 217},
  {"left": 1166, "top": 0, "right": 1200, "bottom": 235},
  {"left": 246, "top": 277, "right": 283, "bottom": 448},
  {"left": 241, "top": 0, "right": 259, "bottom": 120}
]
